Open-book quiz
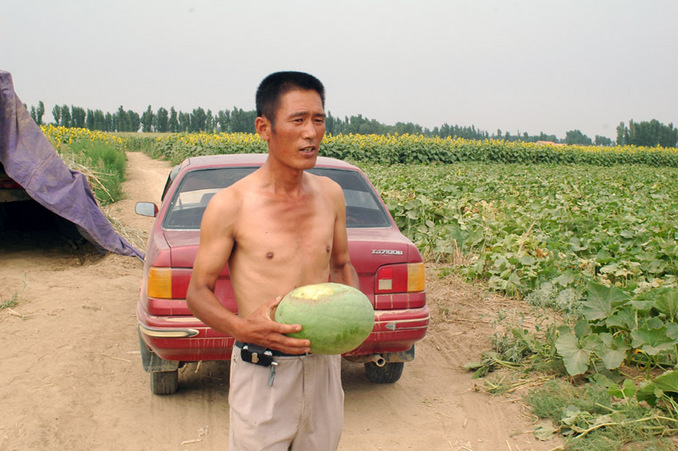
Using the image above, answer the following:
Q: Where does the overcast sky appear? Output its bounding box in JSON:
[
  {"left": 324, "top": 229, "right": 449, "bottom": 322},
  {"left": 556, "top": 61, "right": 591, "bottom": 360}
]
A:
[{"left": 2, "top": 0, "right": 676, "bottom": 140}]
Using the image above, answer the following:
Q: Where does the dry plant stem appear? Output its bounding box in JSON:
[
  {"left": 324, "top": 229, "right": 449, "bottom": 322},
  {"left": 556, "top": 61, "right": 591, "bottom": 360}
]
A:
[
  {"left": 59, "top": 151, "right": 115, "bottom": 202},
  {"left": 496, "top": 375, "right": 555, "bottom": 394},
  {"left": 572, "top": 415, "right": 678, "bottom": 440},
  {"left": 99, "top": 353, "right": 132, "bottom": 363},
  {"left": 516, "top": 220, "right": 537, "bottom": 255},
  {"left": 6, "top": 308, "right": 24, "bottom": 318},
  {"left": 102, "top": 207, "right": 148, "bottom": 250}
]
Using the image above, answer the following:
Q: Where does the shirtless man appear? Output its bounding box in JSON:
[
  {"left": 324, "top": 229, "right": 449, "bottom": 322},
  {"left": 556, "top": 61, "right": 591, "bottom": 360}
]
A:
[{"left": 186, "top": 71, "right": 359, "bottom": 450}]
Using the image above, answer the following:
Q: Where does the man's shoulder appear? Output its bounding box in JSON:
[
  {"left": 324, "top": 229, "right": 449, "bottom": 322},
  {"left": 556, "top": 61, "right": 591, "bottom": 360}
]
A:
[
  {"left": 216, "top": 169, "right": 259, "bottom": 198},
  {"left": 209, "top": 177, "right": 247, "bottom": 211},
  {"left": 305, "top": 171, "right": 344, "bottom": 206},
  {"left": 306, "top": 170, "right": 341, "bottom": 191}
]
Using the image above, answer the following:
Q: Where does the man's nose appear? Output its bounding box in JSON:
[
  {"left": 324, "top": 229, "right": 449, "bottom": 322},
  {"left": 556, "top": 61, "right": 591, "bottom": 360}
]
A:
[{"left": 302, "top": 120, "right": 318, "bottom": 139}]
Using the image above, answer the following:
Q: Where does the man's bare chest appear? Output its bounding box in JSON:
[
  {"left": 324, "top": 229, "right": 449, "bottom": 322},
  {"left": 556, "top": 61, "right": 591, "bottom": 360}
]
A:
[{"left": 233, "top": 199, "right": 335, "bottom": 261}]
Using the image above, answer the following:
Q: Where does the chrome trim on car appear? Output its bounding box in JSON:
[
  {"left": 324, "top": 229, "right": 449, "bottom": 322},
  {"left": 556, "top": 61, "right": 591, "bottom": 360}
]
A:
[
  {"left": 374, "top": 313, "right": 431, "bottom": 323},
  {"left": 371, "top": 249, "right": 403, "bottom": 255},
  {"left": 165, "top": 316, "right": 202, "bottom": 323},
  {"left": 138, "top": 323, "right": 199, "bottom": 338}
]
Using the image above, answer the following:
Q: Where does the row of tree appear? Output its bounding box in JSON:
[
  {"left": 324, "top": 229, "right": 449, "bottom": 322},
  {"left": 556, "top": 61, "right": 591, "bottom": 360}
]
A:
[
  {"left": 616, "top": 119, "right": 678, "bottom": 148},
  {"left": 27, "top": 101, "right": 677, "bottom": 147}
]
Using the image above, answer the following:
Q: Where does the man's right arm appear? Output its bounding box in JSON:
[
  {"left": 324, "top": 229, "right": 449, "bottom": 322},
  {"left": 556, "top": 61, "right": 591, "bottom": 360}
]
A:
[
  {"left": 186, "top": 193, "right": 243, "bottom": 337},
  {"left": 186, "top": 192, "right": 310, "bottom": 354}
]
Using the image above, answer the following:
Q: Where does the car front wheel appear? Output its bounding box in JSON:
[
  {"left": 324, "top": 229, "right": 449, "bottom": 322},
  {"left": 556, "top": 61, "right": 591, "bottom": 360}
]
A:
[
  {"left": 150, "top": 370, "right": 179, "bottom": 395},
  {"left": 364, "top": 361, "right": 404, "bottom": 384}
]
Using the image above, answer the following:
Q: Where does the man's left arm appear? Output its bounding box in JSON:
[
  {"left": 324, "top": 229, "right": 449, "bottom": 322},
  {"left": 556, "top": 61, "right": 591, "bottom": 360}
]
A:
[{"left": 329, "top": 182, "right": 360, "bottom": 289}]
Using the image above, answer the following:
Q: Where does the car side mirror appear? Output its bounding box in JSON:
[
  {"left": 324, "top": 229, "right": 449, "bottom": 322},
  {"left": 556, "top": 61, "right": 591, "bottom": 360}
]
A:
[{"left": 135, "top": 202, "right": 159, "bottom": 218}]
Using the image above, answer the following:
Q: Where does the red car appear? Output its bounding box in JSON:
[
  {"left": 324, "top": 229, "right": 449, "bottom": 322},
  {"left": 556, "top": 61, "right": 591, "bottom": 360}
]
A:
[{"left": 136, "top": 154, "right": 429, "bottom": 394}]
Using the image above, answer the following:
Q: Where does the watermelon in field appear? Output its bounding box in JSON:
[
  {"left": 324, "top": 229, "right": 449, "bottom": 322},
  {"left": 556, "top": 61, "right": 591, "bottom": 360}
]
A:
[{"left": 275, "top": 282, "right": 375, "bottom": 354}]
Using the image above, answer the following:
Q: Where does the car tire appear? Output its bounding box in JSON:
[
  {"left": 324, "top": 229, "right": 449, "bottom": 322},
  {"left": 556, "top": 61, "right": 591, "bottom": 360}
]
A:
[
  {"left": 364, "top": 361, "right": 404, "bottom": 384},
  {"left": 150, "top": 370, "right": 179, "bottom": 395}
]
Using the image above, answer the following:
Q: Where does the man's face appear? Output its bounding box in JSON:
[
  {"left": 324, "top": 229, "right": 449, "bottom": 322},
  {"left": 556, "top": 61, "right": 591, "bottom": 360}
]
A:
[{"left": 261, "top": 89, "right": 326, "bottom": 170}]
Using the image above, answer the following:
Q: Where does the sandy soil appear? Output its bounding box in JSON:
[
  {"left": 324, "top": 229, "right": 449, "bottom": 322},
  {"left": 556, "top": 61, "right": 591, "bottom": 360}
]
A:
[{"left": 0, "top": 151, "right": 562, "bottom": 450}]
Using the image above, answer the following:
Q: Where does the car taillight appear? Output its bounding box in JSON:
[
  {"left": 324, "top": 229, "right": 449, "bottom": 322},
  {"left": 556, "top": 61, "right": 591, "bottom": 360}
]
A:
[
  {"left": 147, "top": 267, "right": 173, "bottom": 299},
  {"left": 375, "top": 262, "right": 425, "bottom": 293}
]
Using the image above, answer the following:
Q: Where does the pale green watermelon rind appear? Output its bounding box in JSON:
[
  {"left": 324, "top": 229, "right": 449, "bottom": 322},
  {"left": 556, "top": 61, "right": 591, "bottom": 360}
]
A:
[{"left": 276, "top": 282, "right": 375, "bottom": 354}]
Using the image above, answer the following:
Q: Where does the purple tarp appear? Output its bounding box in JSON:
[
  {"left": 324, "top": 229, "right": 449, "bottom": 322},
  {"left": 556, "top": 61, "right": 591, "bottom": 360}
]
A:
[{"left": 0, "top": 70, "right": 143, "bottom": 260}]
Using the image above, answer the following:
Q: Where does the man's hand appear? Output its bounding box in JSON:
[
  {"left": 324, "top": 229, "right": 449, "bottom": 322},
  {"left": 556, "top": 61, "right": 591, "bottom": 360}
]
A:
[{"left": 236, "top": 296, "right": 311, "bottom": 355}]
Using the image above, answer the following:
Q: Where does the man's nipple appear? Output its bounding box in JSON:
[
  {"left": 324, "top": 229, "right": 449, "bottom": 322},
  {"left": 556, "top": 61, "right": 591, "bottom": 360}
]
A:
[{"left": 266, "top": 251, "right": 274, "bottom": 260}]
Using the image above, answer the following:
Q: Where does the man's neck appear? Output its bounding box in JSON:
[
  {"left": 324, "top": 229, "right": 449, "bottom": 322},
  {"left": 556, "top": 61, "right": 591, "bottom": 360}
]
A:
[{"left": 260, "top": 158, "right": 307, "bottom": 198}]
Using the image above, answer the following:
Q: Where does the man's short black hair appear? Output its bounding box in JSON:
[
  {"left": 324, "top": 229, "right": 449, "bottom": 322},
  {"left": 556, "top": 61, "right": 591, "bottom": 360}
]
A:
[{"left": 256, "top": 71, "right": 325, "bottom": 124}]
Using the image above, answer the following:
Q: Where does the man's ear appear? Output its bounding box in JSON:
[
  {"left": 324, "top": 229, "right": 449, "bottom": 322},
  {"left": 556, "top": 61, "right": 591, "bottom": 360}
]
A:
[{"left": 255, "top": 116, "right": 271, "bottom": 141}]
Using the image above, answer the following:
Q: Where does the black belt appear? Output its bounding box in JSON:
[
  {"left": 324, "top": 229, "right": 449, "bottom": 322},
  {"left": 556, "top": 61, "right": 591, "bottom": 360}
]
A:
[{"left": 234, "top": 341, "right": 306, "bottom": 357}]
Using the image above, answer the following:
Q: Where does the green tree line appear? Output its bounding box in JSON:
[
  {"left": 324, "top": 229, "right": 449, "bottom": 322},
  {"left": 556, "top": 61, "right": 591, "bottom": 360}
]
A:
[
  {"left": 616, "top": 119, "right": 678, "bottom": 148},
  {"left": 27, "top": 101, "right": 677, "bottom": 147}
]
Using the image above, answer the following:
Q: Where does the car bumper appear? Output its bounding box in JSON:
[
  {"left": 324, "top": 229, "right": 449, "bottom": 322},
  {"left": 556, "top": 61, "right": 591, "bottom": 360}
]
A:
[{"left": 137, "top": 303, "right": 430, "bottom": 363}]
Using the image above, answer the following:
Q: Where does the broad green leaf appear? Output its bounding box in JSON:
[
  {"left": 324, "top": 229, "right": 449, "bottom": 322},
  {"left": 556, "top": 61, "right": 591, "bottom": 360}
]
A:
[
  {"left": 601, "top": 348, "right": 627, "bottom": 370},
  {"left": 560, "top": 405, "right": 583, "bottom": 426},
  {"left": 552, "top": 271, "right": 575, "bottom": 287},
  {"left": 635, "top": 381, "right": 655, "bottom": 405},
  {"left": 621, "top": 379, "right": 637, "bottom": 398},
  {"left": 555, "top": 332, "right": 591, "bottom": 376},
  {"left": 595, "top": 249, "right": 614, "bottom": 265},
  {"left": 628, "top": 299, "right": 655, "bottom": 315},
  {"left": 620, "top": 229, "right": 634, "bottom": 239},
  {"left": 581, "top": 282, "right": 629, "bottom": 321},
  {"left": 645, "top": 316, "right": 665, "bottom": 329},
  {"left": 608, "top": 379, "right": 637, "bottom": 399},
  {"left": 648, "top": 370, "right": 678, "bottom": 395},
  {"left": 637, "top": 370, "right": 678, "bottom": 406},
  {"left": 573, "top": 319, "right": 592, "bottom": 339},
  {"left": 599, "top": 263, "right": 619, "bottom": 275},
  {"left": 581, "top": 333, "right": 604, "bottom": 351},
  {"left": 560, "top": 405, "right": 594, "bottom": 431},
  {"left": 598, "top": 333, "right": 630, "bottom": 370},
  {"left": 654, "top": 288, "right": 678, "bottom": 320},
  {"left": 534, "top": 423, "right": 558, "bottom": 441},
  {"left": 591, "top": 373, "right": 616, "bottom": 389},
  {"left": 667, "top": 323, "right": 678, "bottom": 340},
  {"left": 631, "top": 325, "right": 678, "bottom": 355},
  {"left": 569, "top": 237, "right": 588, "bottom": 252},
  {"left": 604, "top": 305, "right": 637, "bottom": 331},
  {"left": 519, "top": 255, "right": 536, "bottom": 266}
]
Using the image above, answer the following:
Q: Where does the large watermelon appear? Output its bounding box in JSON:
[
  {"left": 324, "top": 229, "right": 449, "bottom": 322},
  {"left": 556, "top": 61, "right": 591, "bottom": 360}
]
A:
[{"left": 275, "top": 282, "right": 375, "bottom": 355}]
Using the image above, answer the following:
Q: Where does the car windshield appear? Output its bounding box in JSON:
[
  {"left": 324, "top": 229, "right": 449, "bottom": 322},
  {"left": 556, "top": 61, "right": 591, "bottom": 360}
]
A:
[{"left": 162, "top": 166, "right": 391, "bottom": 230}]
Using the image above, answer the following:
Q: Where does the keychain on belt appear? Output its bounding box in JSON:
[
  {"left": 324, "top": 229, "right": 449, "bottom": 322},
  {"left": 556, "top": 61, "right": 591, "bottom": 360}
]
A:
[{"left": 241, "top": 344, "right": 279, "bottom": 386}]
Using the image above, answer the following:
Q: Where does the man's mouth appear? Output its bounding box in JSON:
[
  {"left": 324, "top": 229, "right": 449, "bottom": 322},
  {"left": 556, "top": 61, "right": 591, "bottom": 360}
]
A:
[{"left": 299, "top": 146, "right": 316, "bottom": 154}]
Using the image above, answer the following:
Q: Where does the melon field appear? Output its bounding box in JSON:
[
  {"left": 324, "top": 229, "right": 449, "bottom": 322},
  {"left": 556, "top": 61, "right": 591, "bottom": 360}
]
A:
[
  {"left": 26, "top": 127, "right": 678, "bottom": 448},
  {"left": 143, "top": 131, "right": 678, "bottom": 303},
  {"left": 132, "top": 130, "right": 678, "bottom": 447}
]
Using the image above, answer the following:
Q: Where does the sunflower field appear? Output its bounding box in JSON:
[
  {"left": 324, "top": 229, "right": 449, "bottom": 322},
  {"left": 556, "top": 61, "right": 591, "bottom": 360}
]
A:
[{"left": 151, "top": 131, "right": 678, "bottom": 167}]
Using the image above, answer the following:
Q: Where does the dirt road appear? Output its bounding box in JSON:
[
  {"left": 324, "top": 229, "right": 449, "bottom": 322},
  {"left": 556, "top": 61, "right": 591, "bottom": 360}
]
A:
[{"left": 0, "top": 151, "right": 561, "bottom": 450}]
